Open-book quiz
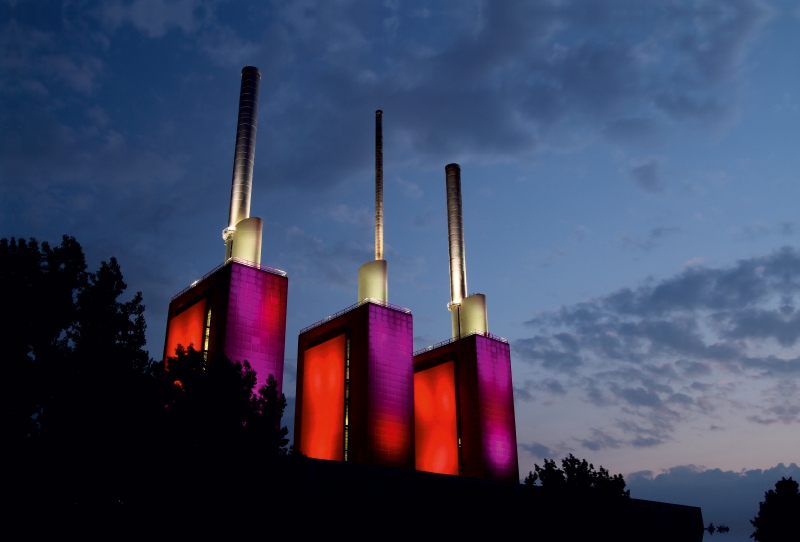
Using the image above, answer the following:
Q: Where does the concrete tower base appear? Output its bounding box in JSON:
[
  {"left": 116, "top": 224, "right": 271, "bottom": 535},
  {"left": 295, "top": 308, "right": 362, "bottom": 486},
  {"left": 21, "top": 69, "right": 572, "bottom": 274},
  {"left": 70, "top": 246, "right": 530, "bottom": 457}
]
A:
[
  {"left": 163, "top": 258, "right": 288, "bottom": 393},
  {"left": 294, "top": 300, "right": 415, "bottom": 469},
  {"left": 413, "top": 332, "right": 519, "bottom": 483}
]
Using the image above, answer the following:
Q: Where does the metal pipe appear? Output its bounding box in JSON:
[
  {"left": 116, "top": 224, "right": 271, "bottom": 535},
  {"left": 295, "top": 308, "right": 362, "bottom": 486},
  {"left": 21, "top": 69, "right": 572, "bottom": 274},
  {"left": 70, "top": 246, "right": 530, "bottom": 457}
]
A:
[
  {"left": 226, "top": 66, "right": 261, "bottom": 232},
  {"left": 375, "top": 110, "right": 384, "bottom": 260},
  {"left": 445, "top": 163, "right": 467, "bottom": 305}
]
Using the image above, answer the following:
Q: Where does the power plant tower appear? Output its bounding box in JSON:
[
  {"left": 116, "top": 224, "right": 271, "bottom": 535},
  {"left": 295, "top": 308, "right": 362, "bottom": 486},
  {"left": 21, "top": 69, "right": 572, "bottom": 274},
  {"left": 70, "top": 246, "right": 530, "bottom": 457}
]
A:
[
  {"left": 412, "top": 164, "right": 518, "bottom": 482},
  {"left": 163, "top": 67, "right": 288, "bottom": 393},
  {"left": 357, "top": 110, "right": 388, "bottom": 303},
  {"left": 223, "top": 66, "right": 263, "bottom": 264},
  {"left": 445, "top": 164, "right": 488, "bottom": 338},
  {"left": 294, "top": 111, "right": 415, "bottom": 469}
]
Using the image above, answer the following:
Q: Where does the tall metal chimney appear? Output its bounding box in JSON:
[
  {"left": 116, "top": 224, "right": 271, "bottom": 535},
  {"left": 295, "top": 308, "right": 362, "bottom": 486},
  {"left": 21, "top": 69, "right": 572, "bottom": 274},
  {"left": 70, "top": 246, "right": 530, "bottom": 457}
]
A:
[
  {"left": 375, "top": 110, "right": 384, "bottom": 261},
  {"left": 224, "top": 66, "right": 261, "bottom": 260},
  {"left": 357, "top": 110, "right": 387, "bottom": 302},
  {"left": 446, "top": 163, "right": 467, "bottom": 306},
  {"left": 445, "top": 163, "right": 488, "bottom": 337}
]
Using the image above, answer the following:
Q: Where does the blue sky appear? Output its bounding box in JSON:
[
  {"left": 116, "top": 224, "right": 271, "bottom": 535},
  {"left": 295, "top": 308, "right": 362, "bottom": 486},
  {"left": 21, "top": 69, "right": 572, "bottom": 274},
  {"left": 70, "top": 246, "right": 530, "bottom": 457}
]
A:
[{"left": 2, "top": 1, "right": 798, "bottom": 535}]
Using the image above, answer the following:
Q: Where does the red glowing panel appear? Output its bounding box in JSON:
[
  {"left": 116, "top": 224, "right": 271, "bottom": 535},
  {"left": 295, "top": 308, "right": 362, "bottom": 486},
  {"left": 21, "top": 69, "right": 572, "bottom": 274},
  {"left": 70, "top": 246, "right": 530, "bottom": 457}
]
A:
[
  {"left": 300, "top": 334, "right": 345, "bottom": 461},
  {"left": 165, "top": 300, "right": 206, "bottom": 360},
  {"left": 414, "top": 361, "right": 459, "bottom": 475}
]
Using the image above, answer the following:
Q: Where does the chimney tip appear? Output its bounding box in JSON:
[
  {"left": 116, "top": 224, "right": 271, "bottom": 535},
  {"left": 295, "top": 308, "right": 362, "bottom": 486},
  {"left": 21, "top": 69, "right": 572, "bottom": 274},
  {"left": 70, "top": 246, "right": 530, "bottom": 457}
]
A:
[{"left": 241, "top": 66, "right": 262, "bottom": 78}]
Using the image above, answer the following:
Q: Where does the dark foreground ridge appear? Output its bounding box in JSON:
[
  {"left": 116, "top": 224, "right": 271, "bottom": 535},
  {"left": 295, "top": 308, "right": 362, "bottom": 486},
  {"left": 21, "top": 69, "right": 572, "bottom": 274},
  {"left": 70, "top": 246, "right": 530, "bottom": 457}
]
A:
[
  {"left": 20, "top": 452, "right": 692, "bottom": 542},
  {"left": 298, "top": 457, "right": 704, "bottom": 540},
  {"left": 9, "top": 452, "right": 703, "bottom": 539}
]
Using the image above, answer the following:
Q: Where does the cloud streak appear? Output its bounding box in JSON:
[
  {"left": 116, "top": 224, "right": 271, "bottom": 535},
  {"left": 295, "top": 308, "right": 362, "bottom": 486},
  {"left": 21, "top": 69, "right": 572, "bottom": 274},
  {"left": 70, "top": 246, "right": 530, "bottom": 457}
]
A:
[{"left": 516, "top": 247, "right": 800, "bottom": 450}]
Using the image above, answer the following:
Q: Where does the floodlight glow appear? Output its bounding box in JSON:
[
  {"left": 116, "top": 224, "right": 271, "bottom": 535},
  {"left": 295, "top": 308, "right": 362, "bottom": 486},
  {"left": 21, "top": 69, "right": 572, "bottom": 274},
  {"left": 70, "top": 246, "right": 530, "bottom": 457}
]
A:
[
  {"left": 299, "top": 334, "right": 346, "bottom": 461},
  {"left": 414, "top": 361, "right": 459, "bottom": 475}
]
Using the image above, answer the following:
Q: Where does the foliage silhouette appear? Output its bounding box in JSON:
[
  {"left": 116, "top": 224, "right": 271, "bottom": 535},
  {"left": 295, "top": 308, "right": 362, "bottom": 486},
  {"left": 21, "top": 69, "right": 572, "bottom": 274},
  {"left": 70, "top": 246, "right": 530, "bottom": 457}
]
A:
[
  {"left": 1, "top": 236, "right": 88, "bottom": 441},
  {"left": 707, "top": 523, "right": 730, "bottom": 535},
  {"left": 524, "top": 453, "right": 630, "bottom": 499},
  {"left": 750, "top": 477, "right": 799, "bottom": 541},
  {"left": 161, "top": 344, "right": 289, "bottom": 457},
  {"left": 2, "top": 236, "right": 289, "bottom": 504}
]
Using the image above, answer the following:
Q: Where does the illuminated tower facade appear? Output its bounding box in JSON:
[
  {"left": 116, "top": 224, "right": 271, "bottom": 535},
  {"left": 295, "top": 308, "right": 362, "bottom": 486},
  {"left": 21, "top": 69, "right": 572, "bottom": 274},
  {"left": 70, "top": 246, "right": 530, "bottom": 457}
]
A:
[
  {"left": 293, "top": 111, "right": 416, "bottom": 469},
  {"left": 413, "top": 164, "right": 519, "bottom": 482},
  {"left": 163, "top": 67, "right": 289, "bottom": 392}
]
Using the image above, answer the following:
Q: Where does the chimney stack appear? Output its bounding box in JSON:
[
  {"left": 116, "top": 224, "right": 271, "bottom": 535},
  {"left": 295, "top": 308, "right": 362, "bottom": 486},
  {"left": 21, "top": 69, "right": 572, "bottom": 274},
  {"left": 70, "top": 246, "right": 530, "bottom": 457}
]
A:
[
  {"left": 445, "top": 164, "right": 467, "bottom": 306},
  {"left": 357, "top": 110, "right": 388, "bottom": 302},
  {"left": 445, "top": 164, "right": 487, "bottom": 337},
  {"left": 224, "top": 66, "right": 262, "bottom": 262},
  {"left": 375, "top": 110, "right": 384, "bottom": 261}
]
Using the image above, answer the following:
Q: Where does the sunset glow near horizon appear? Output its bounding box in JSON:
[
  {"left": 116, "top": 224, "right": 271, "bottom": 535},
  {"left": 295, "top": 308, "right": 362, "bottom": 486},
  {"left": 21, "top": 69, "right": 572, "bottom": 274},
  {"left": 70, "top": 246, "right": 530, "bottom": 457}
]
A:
[{"left": 3, "top": 1, "right": 800, "bottom": 537}]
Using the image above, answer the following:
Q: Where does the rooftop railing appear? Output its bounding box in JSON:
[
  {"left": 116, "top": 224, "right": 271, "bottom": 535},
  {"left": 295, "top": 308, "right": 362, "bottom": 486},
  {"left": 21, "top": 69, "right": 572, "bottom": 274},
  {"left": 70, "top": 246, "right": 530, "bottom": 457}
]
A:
[
  {"left": 299, "top": 298, "right": 412, "bottom": 335},
  {"left": 171, "top": 257, "right": 287, "bottom": 301},
  {"left": 413, "top": 329, "right": 509, "bottom": 357}
]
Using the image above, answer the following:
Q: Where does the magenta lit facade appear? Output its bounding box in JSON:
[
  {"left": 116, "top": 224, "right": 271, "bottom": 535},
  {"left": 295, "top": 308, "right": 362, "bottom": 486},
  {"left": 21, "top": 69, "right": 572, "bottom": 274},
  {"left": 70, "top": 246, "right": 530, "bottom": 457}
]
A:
[
  {"left": 473, "top": 335, "right": 518, "bottom": 480},
  {"left": 294, "top": 301, "right": 415, "bottom": 469},
  {"left": 224, "top": 263, "right": 288, "bottom": 392},
  {"left": 164, "top": 260, "right": 288, "bottom": 393},
  {"left": 413, "top": 333, "right": 519, "bottom": 482}
]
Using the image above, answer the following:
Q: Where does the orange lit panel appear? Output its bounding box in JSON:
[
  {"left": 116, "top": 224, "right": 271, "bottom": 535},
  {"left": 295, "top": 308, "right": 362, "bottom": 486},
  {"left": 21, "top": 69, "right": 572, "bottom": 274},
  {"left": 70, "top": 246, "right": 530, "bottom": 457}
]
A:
[
  {"left": 414, "top": 361, "right": 459, "bottom": 475},
  {"left": 300, "top": 335, "right": 345, "bottom": 461},
  {"left": 166, "top": 301, "right": 206, "bottom": 360}
]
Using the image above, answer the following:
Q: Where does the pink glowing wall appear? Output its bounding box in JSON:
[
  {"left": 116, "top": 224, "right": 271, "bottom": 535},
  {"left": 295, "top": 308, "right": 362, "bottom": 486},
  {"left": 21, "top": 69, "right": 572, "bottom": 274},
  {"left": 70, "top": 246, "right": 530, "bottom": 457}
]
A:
[
  {"left": 474, "top": 335, "right": 518, "bottom": 482},
  {"left": 164, "top": 299, "right": 206, "bottom": 361},
  {"left": 365, "top": 303, "right": 414, "bottom": 467},
  {"left": 414, "top": 360, "right": 459, "bottom": 475},
  {"left": 295, "top": 301, "right": 415, "bottom": 469},
  {"left": 224, "top": 262, "right": 288, "bottom": 393},
  {"left": 299, "top": 335, "right": 346, "bottom": 461}
]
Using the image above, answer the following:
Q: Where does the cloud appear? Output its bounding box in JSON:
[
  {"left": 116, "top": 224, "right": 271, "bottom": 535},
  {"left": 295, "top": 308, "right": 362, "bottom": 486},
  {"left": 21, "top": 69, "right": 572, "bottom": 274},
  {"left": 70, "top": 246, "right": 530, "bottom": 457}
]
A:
[
  {"left": 514, "top": 377, "right": 568, "bottom": 403},
  {"left": 2, "top": 0, "right": 770, "bottom": 213},
  {"left": 516, "top": 247, "right": 800, "bottom": 448},
  {"left": 626, "top": 157, "right": 664, "bottom": 193},
  {"left": 521, "top": 441, "right": 552, "bottom": 459},
  {"left": 132, "top": 0, "right": 767, "bottom": 190},
  {"left": 101, "top": 0, "right": 211, "bottom": 38},
  {"left": 1, "top": 0, "right": 775, "bottom": 374},
  {"left": 580, "top": 429, "right": 622, "bottom": 452},
  {"left": 616, "top": 387, "right": 663, "bottom": 408}
]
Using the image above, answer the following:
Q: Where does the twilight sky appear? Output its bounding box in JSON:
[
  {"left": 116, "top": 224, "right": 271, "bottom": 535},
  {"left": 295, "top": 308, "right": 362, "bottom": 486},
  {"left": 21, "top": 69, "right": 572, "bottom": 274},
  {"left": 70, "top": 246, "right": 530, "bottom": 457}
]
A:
[{"left": 2, "top": 0, "right": 799, "bottom": 534}]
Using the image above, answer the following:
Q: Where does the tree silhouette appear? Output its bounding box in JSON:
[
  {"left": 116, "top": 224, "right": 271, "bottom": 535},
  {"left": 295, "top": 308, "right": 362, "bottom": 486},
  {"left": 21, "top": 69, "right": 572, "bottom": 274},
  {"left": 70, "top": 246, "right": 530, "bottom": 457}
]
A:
[
  {"left": 750, "top": 477, "right": 799, "bottom": 541},
  {"left": 160, "top": 344, "right": 289, "bottom": 457},
  {"left": 707, "top": 522, "right": 730, "bottom": 535},
  {"left": 1, "top": 236, "right": 88, "bottom": 442},
  {"left": 524, "top": 453, "right": 630, "bottom": 499},
  {"left": 2, "top": 236, "right": 161, "bottom": 502}
]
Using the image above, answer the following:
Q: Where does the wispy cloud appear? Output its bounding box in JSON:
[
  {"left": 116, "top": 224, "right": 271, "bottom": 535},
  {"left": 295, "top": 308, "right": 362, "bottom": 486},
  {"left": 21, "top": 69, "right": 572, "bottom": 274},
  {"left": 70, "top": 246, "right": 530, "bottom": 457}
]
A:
[
  {"left": 626, "top": 157, "right": 665, "bottom": 193},
  {"left": 516, "top": 247, "right": 800, "bottom": 449}
]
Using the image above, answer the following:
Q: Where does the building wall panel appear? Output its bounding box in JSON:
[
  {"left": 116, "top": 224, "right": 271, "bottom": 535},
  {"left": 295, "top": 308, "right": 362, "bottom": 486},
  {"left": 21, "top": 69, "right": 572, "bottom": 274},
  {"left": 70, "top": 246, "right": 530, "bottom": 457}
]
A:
[
  {"left": 299, "top": 334, "right": 346, "bottom": 461},
  {"left": 224, "top": 262, "right": 288, "bottom": 392},
  {"left": 475, "top": 336, "right": 519, "bottom": 483},
  {"left": 414, "top": 361, "right": 458, "bottom": 475},
  {"left": 164, "top": 299, "right": 206, "bottom": 359}
]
